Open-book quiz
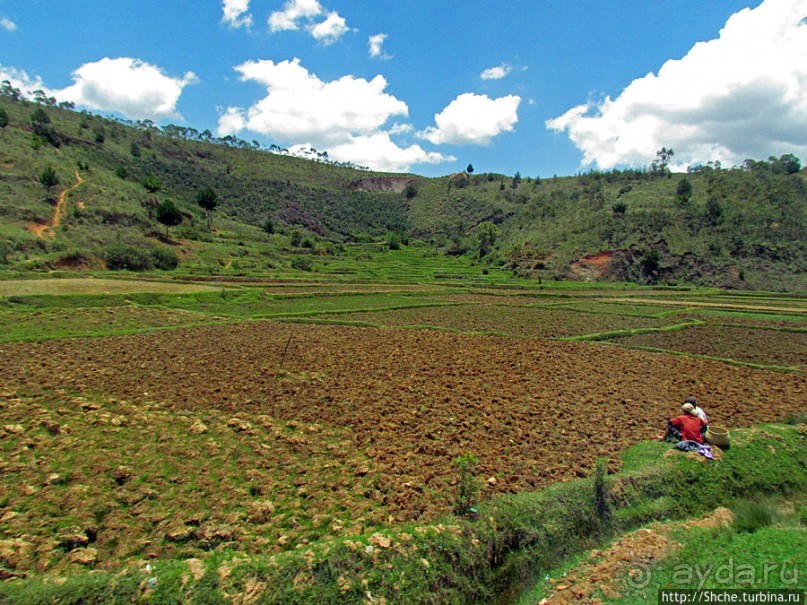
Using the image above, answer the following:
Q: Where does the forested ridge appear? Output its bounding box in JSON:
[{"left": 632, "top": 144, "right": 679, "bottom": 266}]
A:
[{"left": 0, "top": 88, "right": 804, "bottom": 289}]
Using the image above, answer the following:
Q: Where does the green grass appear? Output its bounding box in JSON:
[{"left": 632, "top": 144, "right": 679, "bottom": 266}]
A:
[
  {"left": 2, "top": 422, "right": 804, "bottom": 604},
  {"left": 604, "top": 515, "right": 805, "bottom": 604},
  {"left": 560, "top": 319, "right": 704, "bottom": 342}
]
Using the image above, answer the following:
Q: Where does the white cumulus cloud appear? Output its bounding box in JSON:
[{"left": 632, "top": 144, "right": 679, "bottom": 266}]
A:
[
  {"left": 419, "top": 93, "right": 522, "bottom": 146},
  {"left": 0, "top": 17, "right": 17, "bottom": 32},
  {"left": 0, "top": 65, "right": 48, "bottom": 94},
  {"left": 221, "top": 58, "right": 407, "bottom": 142},
  {"left": 58, "top": 58, "right": 198, "bottom": 120},
  {"left": 388, "top": 123, "right": 413, "bottom": 135},
  {"left": 308, "top": 11, "right": 349, "bottom": 45},
  {"left": 218, "top": 58, "right": 452, "bottom": 171},
  {"left": 481, "top": 64, "right": 512, "bottom": 80},
  {"left": 222, "top": 0, "right": 253, "bottom": 29},
  {"left": 268, "top": 0, "right": 322, "bottom": 31},
  {"left": 0, "top": 58, "right": 196, "bottom": 121},
  {"left": 368, "top": 33, "right": 390, "bottom": 59},
  {"left": 327, "top": 133, "right": 454, "bottom": 172},
  {"left": 268, "top": 0, "right": 350, "bottom": 44},
  {"left": 547, "top": 0, "right": 807, "bottom": 170}
]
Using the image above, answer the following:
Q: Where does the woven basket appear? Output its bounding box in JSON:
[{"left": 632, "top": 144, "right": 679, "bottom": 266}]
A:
[{"left": 705, "top": 425, "right": 730, "bottom": 447}]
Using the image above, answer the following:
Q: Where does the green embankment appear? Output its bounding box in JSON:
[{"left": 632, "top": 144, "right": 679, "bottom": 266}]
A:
[{"left": 2, "top": 424, "right": 803, "bottom": 604}]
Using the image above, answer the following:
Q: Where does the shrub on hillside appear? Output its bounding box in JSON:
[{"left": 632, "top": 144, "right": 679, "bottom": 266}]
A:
[
  {"left": 150, "top": 246, "right": 179, "bottom": 270},
  {"left": 387, "top": 232, "right": 401, "bottom": 250},
  {"left": 104, "top": 243, "right": 179, "bottom": 271},
  {"left": 105, "top": 244, "right": 152, "bottom": 271},
  {"left": 0, "top": 240, "right": 11, "bottom": 265},
  {"left": 291, "top": 256, "right": 312, "bottom": 271}
]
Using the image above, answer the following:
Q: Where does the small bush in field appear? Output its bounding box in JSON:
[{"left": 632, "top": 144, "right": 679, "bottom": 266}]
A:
[
  {"left": 104, "top": 244, "right": 179, "bottom": 271},
  {"left": 150, "top": 246, "right": 179, "bottom": 270},
  {"left": 291, "top": 256, "right": 312, "bottom": 271},
  {"left": 452, "top": 453, "right": 480, "bottom": 517}
]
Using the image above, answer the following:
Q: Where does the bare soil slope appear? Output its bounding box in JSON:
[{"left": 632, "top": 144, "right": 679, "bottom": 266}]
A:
[{"left": 2, "top": 322, "right": 803, "bottom": 522}]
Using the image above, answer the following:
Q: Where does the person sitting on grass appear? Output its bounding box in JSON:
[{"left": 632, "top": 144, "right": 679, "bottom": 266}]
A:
[
  {"left": 684, "top": 396, "right": 708, "bottom": 424},
  {"left": 664, "top": 402, "right": 708, "bottom": 444}
]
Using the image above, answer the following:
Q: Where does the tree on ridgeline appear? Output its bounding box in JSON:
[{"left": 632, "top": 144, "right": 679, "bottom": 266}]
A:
[
  {"left": 510, "top": 171, "right": 521, "bottom": 198},
  {"left": 652, "top": 147, "right": 674, "bottom": 177},
  {"left": 1, "top": 80, "right": 24, "bottom": 101},
  {"left": 771, "top": 154, "right": 801, "bottom": 175}
]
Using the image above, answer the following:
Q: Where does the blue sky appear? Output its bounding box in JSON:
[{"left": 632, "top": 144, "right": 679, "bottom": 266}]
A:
[{"left": 1, "top": 0, "right": 806, "bottom": 176}]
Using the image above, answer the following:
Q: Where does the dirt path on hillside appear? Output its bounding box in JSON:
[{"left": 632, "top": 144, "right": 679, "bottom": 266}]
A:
[
  {"left": 535, "top": 508, "right": 734, "bottom": 604},
  {"left": 28, "top": 169, "right": 83, "bottom": 240}
]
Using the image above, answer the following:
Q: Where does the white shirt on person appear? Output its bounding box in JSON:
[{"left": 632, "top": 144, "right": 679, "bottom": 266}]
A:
[{"left": 692, "top": 406, "right": 708, "bottom": 423}]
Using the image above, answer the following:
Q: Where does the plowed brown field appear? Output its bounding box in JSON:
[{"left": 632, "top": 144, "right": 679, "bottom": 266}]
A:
[
  {"left": 615, "top": 324, "right": 807, "bottom": 368},
  {"left": 2, "top": 321, "right": 804, "bottom": 523}
]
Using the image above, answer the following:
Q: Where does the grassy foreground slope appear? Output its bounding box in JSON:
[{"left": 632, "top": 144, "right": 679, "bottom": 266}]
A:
[
  {"left": 1, "top": 94, "right": 805, "bottom": 290},
  {"left": 1, "top": 418, "right": 803, "bottom": 604}
]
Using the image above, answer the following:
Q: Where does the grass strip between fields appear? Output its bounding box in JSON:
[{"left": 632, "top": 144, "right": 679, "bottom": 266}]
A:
[
  {"left": 557, "top": 320, "right": 705, "bottom": 342},
  {"left": 2, "top": 424, "right": 804, "bottom": 605}
]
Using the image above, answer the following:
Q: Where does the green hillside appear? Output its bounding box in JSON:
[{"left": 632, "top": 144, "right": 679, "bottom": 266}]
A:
[{"left": 0, "top": 92, "right": 804, "bottom": 290}]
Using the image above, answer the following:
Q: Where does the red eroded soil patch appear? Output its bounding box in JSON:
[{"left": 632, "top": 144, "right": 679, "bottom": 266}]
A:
[
  {"left": 582, "top": 251, "right": 614, "bottom": 269},
  {"left": 0, "top": 323, "right": 803, "bottom": 521},
  {"left": 570, "top": 251, "right": 614, "bottom": 280}
]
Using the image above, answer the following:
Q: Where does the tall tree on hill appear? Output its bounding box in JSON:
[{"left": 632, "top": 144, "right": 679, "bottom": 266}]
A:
[
  {"left": 771, "top": 154, "right": 801, "bottom": 175},
  {"left": 476, "top": 221, "right": 499, "bottom": 258},
  {"left": 39, "top": 166, "right": 59, "bottom": 198},
  {"left": 155, "top": 199, "right": 183, "bottom": 234},
  {"left": 195, "top": 187, "right": 219, "bottom": 230},
  {"left": 676, "top": 177, "right": 693, "bottom": 205},
  {"left": 652, "top": 147, "right": 674, "bottom": 177},
  {"left": 466, "top": 163, "right": 474, "bottom": 174},
  {"left": 30, "top": 107, "right": 50, "bottom": 126},
  {"left": 510, "top": 171, "right": 521, "bottom": 198}
]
